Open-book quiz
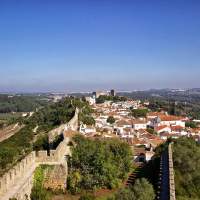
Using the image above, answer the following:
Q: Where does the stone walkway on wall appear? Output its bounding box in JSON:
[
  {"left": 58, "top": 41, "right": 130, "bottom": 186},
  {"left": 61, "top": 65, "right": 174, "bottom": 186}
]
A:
[
  {"left": 159, "top": 144, "right": 176, "bottom": 200},
  {"left": 160, "top": 149, "right": 169, "bottom": 200}
]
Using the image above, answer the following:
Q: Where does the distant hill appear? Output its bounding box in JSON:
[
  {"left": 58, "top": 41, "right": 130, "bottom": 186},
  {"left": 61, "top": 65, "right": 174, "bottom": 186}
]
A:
[
  {"left": 118, "top": 88, "right": 200, "bottom": 103},
  {"left": 0, "top": 94, "right": 50, "bottom": 113}
]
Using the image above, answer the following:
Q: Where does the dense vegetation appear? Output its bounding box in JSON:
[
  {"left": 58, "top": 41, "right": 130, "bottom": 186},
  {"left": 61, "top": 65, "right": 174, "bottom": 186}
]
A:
[
  {"left": 107, "top": 116, "right": 115, "bottom": 124},
  {"left": 185, "top": 121, "right": 197, "bottom": 128},
  {"left": 31, "top": 165, "right": 52, "bottom": 200},
  {"left": 72, "top": 98, "right": 95, "bottom": 126},
  {"left": 0, "top": 98, "right": 91, "bottom": 176},
  {"left": 110, "top": 178, "right": 155, "bottom": 200},
  {"left": 0, "top": 125, "right": 34, "bottom": 175},
  {"left": 119, "top": 89, "right": 200, "bottom": 119},
  {"left": 173, "top": 137, "right": 200, "bottom": 200},
  {"left": 96, "top": 95, "right": 127, "bottom": 104},
  {"left": 0, "top": 112, "right": 23, "bottom": 127},
  {"left": 67, "top": 135, "right": 132, "bottom": 194},
  {"left": 0, "top": 94, "right": 48, "bottom": 113},
  {"left": 78, "top": 178, "right": 155, "bottom": 200},
  {"left": 130, "top": 108, "right": 148, "bottom": 118},
  {"left": 26, "top": 98, "right": 75, "bottom": 132}
]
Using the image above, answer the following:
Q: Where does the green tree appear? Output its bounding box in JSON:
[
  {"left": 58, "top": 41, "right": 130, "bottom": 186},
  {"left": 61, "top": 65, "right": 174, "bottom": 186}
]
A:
[
  {"left": 185, "top": 121, "right": 197, "bottom": 128},
  {"left": 80, "top": 115, "right": 95, "bottom": 126},
  {"left": 114, "top": 178, "right": 155, "bottom": 200},
  {"left": 96, "top": 95, "right": 127, "bottom": 104},
  {"left": 67, "top": 135, "right": 132, "bottom": 193},
  {"left": 173, "top": 137, "right": 200, "bottom": 199},
  {"left": 0, "top": 97, "right": 90, "bottom": 175},
  {"left": 79, "top": 194, "right": 95, "bottom": 200},
  {"left": 107, "top": 116, "right": 115, "bottom": 124},
  {"left": 31, "top": 166, "right": 51, "bottom": 200},
  {"left": 114, "top": 188, "right": 135, "bottom": 200},
  {"left": 33, "top": 134, "right": 49, "bottom": 151},
  {"left": 132, "top": 178, "right": 155, "bottom": 200},
  {"left": 131, "top": 109, "right": 148, "bottom": 118},
  {"left": 67, "top": 171, "right": 82, "bottom": 194}
]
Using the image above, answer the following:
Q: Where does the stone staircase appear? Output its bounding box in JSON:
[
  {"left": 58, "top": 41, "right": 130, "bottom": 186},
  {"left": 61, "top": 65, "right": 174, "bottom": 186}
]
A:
[{"left": 125, "top": 163, "right": 144, "bottom": 187}]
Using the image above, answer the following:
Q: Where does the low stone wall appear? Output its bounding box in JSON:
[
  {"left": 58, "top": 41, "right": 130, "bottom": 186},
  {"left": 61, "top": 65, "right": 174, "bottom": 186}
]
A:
[{"left": 43, "top": 165, "right": 67, "bottom": 192}]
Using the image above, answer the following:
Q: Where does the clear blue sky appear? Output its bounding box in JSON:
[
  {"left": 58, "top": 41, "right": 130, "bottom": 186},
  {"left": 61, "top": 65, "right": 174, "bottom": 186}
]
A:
[{"left": 0, "top": 0, "right": 200, "bottom": 92}]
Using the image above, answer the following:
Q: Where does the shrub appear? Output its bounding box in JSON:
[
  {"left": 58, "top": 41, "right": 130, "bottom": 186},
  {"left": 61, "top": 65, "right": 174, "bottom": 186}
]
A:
[{"left": 67, "top": 135, "right": 132, "bottom": 193}]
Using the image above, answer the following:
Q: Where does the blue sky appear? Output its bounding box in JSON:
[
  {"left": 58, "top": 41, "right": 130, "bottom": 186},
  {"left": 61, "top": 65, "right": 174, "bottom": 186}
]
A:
[{"left": 0, "top": 0, "right": 200, "bottom": 92}]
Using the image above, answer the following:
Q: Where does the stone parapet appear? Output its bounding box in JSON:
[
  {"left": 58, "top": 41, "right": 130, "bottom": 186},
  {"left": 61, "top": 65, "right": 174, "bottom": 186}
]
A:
[
  {"left": 0, "top": 108, "right": 78, "bottom": 199},
  {"left": 157, "top": 143, "right": 176, "bottom": 200},
  {"left": 168, "top": 143, "right": 176, "bottom": 200},
  {"left": 48, "top": 108, "right": 79, "bottom": 142},
  {"left": 0, "top": 152, "right": 36, "bottom": 200}
]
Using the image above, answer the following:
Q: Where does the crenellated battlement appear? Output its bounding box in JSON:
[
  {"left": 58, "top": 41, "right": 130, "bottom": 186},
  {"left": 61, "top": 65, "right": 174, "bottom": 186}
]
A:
[
  {"left": 48, "top": 107, "right": 79, "bottom": 142},
  {"left": 0, "top": 108, "right": 79, "bottom": 200},
  {"left": 168, "top": 143, "right": 176, "bottom": 200},
  {"left": 0, "top": 152, "right": 36, "bottom": 200}
]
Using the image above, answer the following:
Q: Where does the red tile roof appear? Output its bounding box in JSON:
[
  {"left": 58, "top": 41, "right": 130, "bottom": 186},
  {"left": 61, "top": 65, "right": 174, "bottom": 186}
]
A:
[
  {"left": 159, "top": 115, "right": 185, "bottom": 122},
  {"left": 155, "top": 125, "right": 170, "bottom": 132},
  {"left": 171, "top": 125, "right": 184, "bottom": 131}
]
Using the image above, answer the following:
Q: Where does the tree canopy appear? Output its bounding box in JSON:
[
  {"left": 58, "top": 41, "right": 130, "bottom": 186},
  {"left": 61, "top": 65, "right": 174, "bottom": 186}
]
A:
[
  {"left": 96, "top": 95, "right": 127, "bottom": 104},
  {"left": 67, "top": 135, "right": 132, "bottom": 194},
  {"left": 131, "top": 109, "right": 148, "bottom": 118},
  {"left": 107, "top": 116, "right": 115, "bottom": 124},
  {"left": 77, "top": 100, "right": 95, "bottom": 126},
  {"left": 0, "top": 94, "right": 48, "bottom": 113},
  {"left": 173, "top": 137, "right": 200, "bottom": 200},
  {"left": 0, "top": 98, "right": 89, "bottom": 175},
  {"left": 185, "top": 121, "right": 197, "bottom": 128},
  {"left": 112, "top": 178, "right": 155, "bottom": 200}
]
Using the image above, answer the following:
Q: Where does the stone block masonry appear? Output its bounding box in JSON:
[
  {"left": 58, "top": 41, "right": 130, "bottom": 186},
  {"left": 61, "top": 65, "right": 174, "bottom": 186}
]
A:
[
  {"left": 35, "top": 137, "right": 71, "bottom": 165},
  {"left": 0, "top": 108, "right": 79, "bottom": 200},
  {"left": 0, "top": 139, "right": 71, "bottom": 200},
  {"left": 168, "top": 143, "right": 176, "bottom": 200},
  {"left": 0, "top": 152, "right": 36, "bottom": 200},
  {"left": 48, "top": 108, "right": 79, "bottom": 142}
]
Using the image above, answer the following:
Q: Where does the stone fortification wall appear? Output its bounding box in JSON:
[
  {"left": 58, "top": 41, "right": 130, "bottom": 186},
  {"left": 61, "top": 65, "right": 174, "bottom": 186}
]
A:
[
  {"left": 168, "top": 143, "right": 176, "bottom": 200},
  {"left": 0, "top": 107, "right": 78, "bottom": 200},
  {"left": 48, "top": 108, "right": 79, "bottom": 142},
  {"left": 0, "top": 152, "right": 36, "bottom": 200},
  {"left": 157, "top": 143, "right": 176, "bottom": 200},
  {"left": 13, "top": 173, "right": 33, "bottom": 200},
  {"left": 0, "top": 137, "right": 71, "bottom": 200},
  {"left": 68, "top": 107, "right": 79, "bottom": 130},
  {"left": 35, "top": 137, "right": 71, "bottom": 164}
]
